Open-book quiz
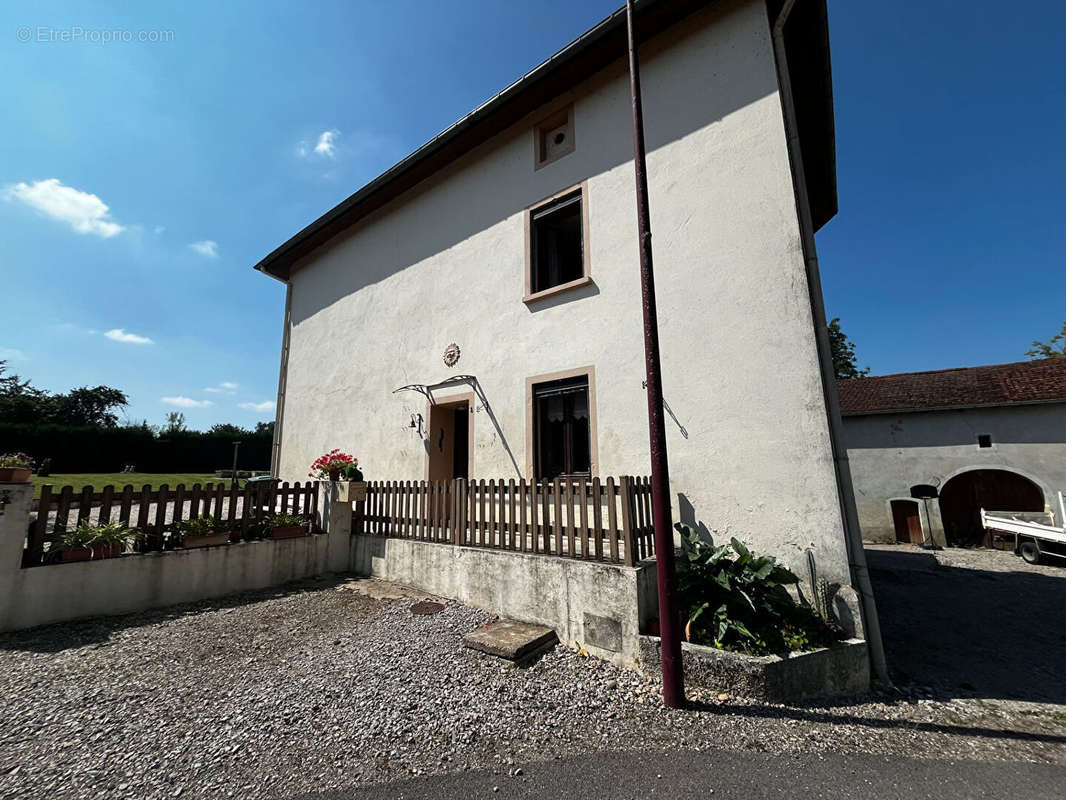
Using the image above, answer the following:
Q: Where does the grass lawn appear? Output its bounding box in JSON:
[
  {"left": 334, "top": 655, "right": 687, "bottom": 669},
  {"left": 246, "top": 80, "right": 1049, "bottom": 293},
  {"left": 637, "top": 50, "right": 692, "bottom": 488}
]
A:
[{"left": 31, "top": 473, "right": 247, "bottom": 498}]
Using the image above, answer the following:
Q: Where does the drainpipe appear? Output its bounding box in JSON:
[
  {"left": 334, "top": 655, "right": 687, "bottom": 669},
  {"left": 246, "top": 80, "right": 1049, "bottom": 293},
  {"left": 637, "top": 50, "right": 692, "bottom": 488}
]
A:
[
  {"left": 769, "top": 0, "right": 890, "bottom": 687},
  {"left": 271, "top": 282, "right": 292, "bottom": 478},
  {"left": 625, "top": 0, "right": 685, "bottom": 708}
]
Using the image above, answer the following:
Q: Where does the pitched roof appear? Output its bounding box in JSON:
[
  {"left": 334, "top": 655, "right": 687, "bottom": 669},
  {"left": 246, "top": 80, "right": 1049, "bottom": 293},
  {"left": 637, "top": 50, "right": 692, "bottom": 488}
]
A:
[
  {"left": 837, "top": 359, "right": 1066, "bottom": 416},
  {"left": 254, "top": 0, "right": 835, "bottom": 282}
]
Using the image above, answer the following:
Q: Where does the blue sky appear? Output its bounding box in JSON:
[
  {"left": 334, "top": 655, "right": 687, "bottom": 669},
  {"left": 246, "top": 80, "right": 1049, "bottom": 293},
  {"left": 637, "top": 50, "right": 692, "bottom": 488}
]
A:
[{"left": 1, "top": 1, "right": 1064, "bottom": 429}]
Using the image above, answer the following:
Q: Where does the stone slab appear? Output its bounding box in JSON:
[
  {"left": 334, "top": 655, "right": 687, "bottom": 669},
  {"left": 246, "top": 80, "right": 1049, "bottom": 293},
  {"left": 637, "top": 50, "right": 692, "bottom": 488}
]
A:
[{"left": 463, "top": 620, "right": 558, "bottom": 662}]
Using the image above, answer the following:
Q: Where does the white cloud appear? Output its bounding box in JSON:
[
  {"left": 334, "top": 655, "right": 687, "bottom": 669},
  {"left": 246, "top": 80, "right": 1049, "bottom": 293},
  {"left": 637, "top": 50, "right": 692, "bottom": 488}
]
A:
[
  {"left": 0, "top": 346, "right": 28, "bottom": 361},
  {"left": 4, "top": 178, "right": 125, "bottom": 238},
  {"left": 162, "top": 396, "right": 213, "bottom": 408},
  {"left": 204, "top": 381, "right": 238, "bottom": 395},
  {"left": 188, "top": 240, "right": 218, "bottom": 258},
  {"left": 297, "top": 129, "right": 340, "bottom": 160},
  {"left": 238, "top": 401, "right": 275, "bottom": 413},
  {"left": 314, "top": 129, "right": 339, "bottom": 157},
  {"left": 104, "top": 328, "right": 154, "bottom": 345}
]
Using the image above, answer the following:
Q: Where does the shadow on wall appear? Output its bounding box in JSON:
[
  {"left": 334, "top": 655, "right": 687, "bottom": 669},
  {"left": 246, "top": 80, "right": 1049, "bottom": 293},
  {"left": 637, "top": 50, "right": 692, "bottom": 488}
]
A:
[
  {"left": 868, "top": 546, "right": 1066, "bottom": 704},
  {"left": 289, "top": 3, "right": 777, "bottom": 327}
]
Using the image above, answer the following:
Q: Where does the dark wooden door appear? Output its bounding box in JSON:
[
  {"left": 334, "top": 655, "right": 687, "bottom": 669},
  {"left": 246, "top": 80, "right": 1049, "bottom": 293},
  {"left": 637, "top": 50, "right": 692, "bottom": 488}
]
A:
[{"left": 891, "top": 500, "right": 923, "bottom": 544}]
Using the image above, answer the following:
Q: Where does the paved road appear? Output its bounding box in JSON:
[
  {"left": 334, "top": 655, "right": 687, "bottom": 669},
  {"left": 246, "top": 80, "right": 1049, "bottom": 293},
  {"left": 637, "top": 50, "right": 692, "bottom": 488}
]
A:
[{"left": 285, "top": 748, "right": 1065, "bottom": 799}]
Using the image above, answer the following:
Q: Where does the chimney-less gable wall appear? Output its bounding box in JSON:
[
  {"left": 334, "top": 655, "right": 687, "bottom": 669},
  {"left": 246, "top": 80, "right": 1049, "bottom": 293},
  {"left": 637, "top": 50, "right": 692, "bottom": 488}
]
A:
[{"left": 280, "top": 0, "right": 851, "bottom": 586}]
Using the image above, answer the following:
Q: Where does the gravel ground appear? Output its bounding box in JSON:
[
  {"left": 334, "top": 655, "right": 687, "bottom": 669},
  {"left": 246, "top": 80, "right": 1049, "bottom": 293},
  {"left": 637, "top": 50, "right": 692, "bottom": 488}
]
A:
[{"left": 1, "top": 576, "right": 1065, "bottom": 800}]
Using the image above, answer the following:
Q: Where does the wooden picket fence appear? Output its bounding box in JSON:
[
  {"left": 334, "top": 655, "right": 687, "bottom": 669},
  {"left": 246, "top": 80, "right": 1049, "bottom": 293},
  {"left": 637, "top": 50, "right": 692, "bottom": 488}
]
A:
[
  {"left": 24, "top": 480, "right": 320, "bottom": 566},
  {"left": 356, "top": 476, "right": 654, "bottom": 566}
]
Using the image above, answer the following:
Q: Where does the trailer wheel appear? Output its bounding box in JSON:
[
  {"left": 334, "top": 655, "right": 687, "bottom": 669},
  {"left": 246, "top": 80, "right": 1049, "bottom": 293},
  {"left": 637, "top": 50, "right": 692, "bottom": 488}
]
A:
[{"left": 1019, "top": 540, "right": 1041, "bottom": 565}]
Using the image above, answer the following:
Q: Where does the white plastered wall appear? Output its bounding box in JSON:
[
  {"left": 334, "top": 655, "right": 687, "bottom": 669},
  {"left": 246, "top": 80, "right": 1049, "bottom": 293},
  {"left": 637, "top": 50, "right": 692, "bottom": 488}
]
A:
[{"left": 278, "top": 0, "right": 851, "bottom": 585}]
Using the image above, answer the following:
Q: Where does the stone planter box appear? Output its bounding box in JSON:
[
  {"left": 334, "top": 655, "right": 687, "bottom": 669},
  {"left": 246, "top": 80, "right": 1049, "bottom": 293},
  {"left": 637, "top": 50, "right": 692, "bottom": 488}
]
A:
[
  {"left": 58, "top": 543, "right": 126, "bottom": 563},
  {"left": 270, "top": 525, "right": 308, "bottom": 540},
  {"left": 182, "top": 532, "right": 232, "bottom": 549},
  {"left": 335, "top": 481, "right": 367, "bottom": 503},
  {"left": 638, "top": 635, "right": 869, "bottom": 702}
]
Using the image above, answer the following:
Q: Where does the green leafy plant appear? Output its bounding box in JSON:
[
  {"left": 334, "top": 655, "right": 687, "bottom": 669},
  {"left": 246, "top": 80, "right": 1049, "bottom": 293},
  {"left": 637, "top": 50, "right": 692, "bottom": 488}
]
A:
[
  {"left": 57, "top": 520, "right": 140, "bottom": 554},
  {"left": 263, "top": 512, "right": 308, "bottom": 529},
  {"left": 675, "top": 523, "right": 841, "bottom": 656},
  {"left": 170, "top": 515, "right": 231, "bottom": 542}
]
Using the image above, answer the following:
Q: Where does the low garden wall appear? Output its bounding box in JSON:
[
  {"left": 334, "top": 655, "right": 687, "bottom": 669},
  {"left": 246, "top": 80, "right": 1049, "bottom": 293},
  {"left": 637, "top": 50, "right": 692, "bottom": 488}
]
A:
[
  {"left": 0, "top": 483, "right": 351, "bottom": 632},
  {"left": 351, "top": 534, "right": 658, "bottom": 666},
  {"left": 638, "top": 635, "right": 870, "bottom": 702}
]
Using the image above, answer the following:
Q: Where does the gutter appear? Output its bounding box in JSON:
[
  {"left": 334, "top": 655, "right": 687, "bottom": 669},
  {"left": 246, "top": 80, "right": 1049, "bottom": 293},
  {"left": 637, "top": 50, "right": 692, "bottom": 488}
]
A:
[{"left": 769, "top": 0, "right": 890, "bottom": 687}]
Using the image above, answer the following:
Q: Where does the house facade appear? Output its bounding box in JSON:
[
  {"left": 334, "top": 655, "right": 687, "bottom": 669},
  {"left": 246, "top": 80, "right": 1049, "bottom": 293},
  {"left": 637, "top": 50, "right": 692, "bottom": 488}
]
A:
[
  {"left": 256, "top": 0, "right": 863, "bottom": 598},
  {"left": 839, "top": 359, "right": 1066, "bottom": 546}
]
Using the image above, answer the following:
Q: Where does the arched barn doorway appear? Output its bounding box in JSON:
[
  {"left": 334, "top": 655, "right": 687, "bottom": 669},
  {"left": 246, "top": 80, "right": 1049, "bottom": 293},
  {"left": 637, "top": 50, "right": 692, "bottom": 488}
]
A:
[{"left": 939, "top": 469, "right": 1044, "bottom": 546}]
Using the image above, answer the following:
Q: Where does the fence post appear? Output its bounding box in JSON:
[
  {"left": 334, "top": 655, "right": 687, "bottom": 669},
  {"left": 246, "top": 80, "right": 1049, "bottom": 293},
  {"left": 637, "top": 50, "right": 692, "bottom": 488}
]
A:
[
  {"left": 453, "top": 479, "right": 467, "bottom": 546},
  {"left": 0, "top": 483, "right": 35, "bottom": 608},
  {"left": 620, "top": 476, "right": 636, "bottom": 567},
  {"left": 317, "top": 481, "right": 353, "bottom": 573}
]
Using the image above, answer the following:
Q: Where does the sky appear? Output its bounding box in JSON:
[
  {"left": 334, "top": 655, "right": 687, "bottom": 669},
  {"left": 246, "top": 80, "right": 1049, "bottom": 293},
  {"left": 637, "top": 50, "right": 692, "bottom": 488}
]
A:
[{"left": 1, "top": 1, "right": 1064, "bottom": 429}]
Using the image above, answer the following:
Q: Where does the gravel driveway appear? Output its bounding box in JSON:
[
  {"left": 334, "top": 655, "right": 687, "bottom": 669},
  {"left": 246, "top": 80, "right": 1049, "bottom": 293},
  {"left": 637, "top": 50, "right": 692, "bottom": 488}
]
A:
[
  {"left": 868, "top": 544, "right": 1066, "bottom": 703},
  {"left": 1, "top": 575, "right": 1064, "bottom": 800}
]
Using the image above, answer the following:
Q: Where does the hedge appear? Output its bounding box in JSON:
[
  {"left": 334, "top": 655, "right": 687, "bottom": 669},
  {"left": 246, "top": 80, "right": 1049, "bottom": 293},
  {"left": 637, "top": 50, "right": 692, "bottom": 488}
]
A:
[{"left": 0, "top": 424, "right": 272, "bottom": 473}]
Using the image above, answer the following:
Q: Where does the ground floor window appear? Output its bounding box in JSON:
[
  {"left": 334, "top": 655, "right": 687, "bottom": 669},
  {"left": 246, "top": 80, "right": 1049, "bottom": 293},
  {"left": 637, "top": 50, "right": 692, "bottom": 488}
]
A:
[{"left": 532, "top": 375, "right": 591, "bottom": 480}]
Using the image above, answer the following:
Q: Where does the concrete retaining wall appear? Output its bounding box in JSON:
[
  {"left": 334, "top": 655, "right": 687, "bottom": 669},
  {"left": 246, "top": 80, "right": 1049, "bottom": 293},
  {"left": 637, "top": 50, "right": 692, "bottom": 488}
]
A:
[
  {"left": 0, "top": 483, "right": 352, "bottom": 633},
  {"left": 351, "top": 534, "right": 657, "bottom": 667}
]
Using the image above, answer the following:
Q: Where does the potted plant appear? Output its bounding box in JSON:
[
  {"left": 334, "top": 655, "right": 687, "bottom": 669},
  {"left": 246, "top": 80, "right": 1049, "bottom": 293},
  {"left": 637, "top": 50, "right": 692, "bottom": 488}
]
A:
[
  {"left": 0, "top": 452, "right": 34, "bottom": 483},
  {"left": 171, "top": 515, "right": 233, "bottom": 549},
  {"left": 263, "top": 511, "right": 309, "bottom": 539},
  {"left": 337, "top": 461, "right": 367, "bottom": 502},
  {"left": 54, "top": 521, "right": 139, "bottom": 563},
  {"left": 308, "top": 449, "right": 358, "bottom": 482}
]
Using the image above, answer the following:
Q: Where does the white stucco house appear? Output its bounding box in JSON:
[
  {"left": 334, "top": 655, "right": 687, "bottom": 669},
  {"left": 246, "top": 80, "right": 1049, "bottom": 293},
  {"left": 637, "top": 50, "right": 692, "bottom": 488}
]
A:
[
  {"left": 255, "top": 0, "right": 870, "bottom": 627},
  {"left": 839, "top": 358, "right": 1066, "bottom": 547}
]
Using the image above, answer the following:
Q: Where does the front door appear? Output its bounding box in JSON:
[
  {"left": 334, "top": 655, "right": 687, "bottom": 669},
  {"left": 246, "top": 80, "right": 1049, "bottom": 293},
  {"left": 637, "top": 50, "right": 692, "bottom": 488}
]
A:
[
  {"left": 427, "top": 399, "right": 470, "bottom": 482},
  {"left": 891, "top": 499, "right": 923, "bottom": 544}
]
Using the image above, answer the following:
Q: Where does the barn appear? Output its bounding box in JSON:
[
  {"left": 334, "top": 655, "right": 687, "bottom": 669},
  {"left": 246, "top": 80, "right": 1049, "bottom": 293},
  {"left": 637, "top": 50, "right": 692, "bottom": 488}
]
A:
[{"left": 839, "top": 358, "right": 1066, "bottom": 546}]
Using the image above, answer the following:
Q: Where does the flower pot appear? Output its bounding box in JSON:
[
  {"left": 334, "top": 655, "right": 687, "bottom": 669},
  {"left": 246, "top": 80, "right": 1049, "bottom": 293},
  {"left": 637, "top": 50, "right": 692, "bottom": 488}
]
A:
[
  {"left": 182, "top": 531, "right": 232, "bottom": 549},
  {"left": 0, "top": 467, "right": 31, "bottom": 483},
  {"left": 270, "top": 525, "right": 308, "bottom": 540},
  {"left": 60, "top": 543, "right": 125, "bottom": 562},
  {"left": 328, "top": 469, "right": 341, "bottom": 481},
  {"left": 336, "top": 481, "right": 367, "bottom": 502}
]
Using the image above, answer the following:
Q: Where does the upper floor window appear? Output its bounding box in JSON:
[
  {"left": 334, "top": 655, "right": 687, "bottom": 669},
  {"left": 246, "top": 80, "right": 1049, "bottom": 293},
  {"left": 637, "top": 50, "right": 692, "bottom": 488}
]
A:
[
  {"left": 534, "top": 105, "right": 575, "bottom": 169},
  {"left": 530, "top": 189, "right": 584, "bottom": 295}
]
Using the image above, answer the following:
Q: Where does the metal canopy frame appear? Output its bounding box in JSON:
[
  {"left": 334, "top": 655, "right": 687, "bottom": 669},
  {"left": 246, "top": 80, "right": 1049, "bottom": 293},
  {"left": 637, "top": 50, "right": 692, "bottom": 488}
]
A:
[{"left": 392, "top": 375, "right": 479, "bottom": 405}]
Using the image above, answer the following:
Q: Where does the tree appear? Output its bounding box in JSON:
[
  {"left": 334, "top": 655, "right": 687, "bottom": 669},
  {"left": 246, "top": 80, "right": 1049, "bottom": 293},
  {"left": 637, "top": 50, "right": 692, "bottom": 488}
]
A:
[
  {"left": 0, "top": 361, "right": 49, "bottom": 423},
  {"left": 163, "top": 412, "right": 187, "bottom": 434},
  {"left": 828, "top": 318, "right": 870, "bottom": 379},
  {"left": 1026, "top": 322, "right": 1066, "bottom": 359},
  {"left": 0, "top": 362, "right": 128, "bottom": 426},
  {"left": 49, "top": 386, "right": 128, "bottom": 427},
  {"left": 254, "top": 420, "right": 275, "bottom": 438},
  {"left": 209, "top": 423, "right": 250, "bottom": 437}
]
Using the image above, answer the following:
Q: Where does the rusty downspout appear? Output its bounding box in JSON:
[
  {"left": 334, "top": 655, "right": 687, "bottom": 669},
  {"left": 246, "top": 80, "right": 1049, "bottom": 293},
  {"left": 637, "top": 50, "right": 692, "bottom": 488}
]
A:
[
  {"left": 770, "top": 0, "right": 890, "bottom": 686},
  {"left": 625, "top": 0, "right": 685, "bottom": 708}
]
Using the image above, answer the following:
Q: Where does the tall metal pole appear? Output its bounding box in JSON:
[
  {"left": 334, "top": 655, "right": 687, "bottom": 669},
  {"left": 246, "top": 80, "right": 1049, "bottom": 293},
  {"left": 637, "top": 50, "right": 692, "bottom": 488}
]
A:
[
  {"left": 231, "top": 441, "right": 241, "bottom": 490},
  {"left": 625, "top": 0, "right": 684, "bottom": 708}
]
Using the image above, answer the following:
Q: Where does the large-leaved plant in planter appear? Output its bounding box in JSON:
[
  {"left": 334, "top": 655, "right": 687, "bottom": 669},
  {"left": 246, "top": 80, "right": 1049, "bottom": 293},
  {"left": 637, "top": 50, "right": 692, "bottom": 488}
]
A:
[{"left": 675, "top": 523, "right": 840, "bottom": 656}]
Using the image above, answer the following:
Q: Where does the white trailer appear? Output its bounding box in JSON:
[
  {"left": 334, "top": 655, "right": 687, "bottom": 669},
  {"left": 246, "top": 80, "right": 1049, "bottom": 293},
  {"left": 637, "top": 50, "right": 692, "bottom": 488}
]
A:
[{"left": 982, "top": 491, "right": 1066, "bottom": 565}]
